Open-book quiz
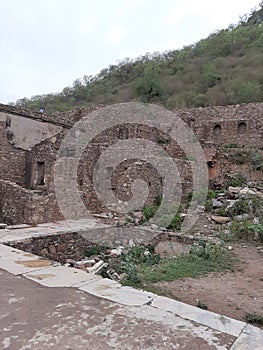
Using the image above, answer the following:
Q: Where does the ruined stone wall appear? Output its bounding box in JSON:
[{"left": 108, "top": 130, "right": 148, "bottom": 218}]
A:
[
  {"left": 6, "top": 232, "right": 93, "bottom": 263},
  {"left": 176, "top": 103, "right": 263, "bottom": 148},
  {"left": 0, "top": 103, "right": 104, "bottom": 127},
  {"left": 0, "top": 102, "right": 262, "bottom": 225},
  {"left": 0, "top": 180, "right": 63, "bottom": 225},
  {"left": 0, "top": 120, "right": 26, "bottom": 186}
]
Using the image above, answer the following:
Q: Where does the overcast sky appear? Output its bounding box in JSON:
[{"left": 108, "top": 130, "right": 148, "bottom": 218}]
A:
[{"left": 0, "top": 0, "right": 260, "bottom": 104}]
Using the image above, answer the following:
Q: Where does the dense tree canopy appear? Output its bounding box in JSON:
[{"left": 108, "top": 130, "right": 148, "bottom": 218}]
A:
[{"left": 15, "top": 4, "right": 263, "bottom": 114}]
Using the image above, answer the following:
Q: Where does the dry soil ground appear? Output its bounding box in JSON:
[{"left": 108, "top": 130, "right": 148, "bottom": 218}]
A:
[{"left": 152, "top": 243, "right": 263, "bottom": 325}]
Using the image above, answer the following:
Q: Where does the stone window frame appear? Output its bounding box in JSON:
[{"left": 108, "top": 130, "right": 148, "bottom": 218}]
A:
[
  {"left": 238, "top": 121, "right": 247, "bottom": 134},
  {"left": 213, "top": 124, "right": 222, "bottom": 136}
]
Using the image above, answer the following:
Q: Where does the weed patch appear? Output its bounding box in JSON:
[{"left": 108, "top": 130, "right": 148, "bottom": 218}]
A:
[
  {"left": 229, "top": 221, "right": 263, "bottom": 243},
  {"left": 118, "top": 241, "right": 237, "bottom": 288}
]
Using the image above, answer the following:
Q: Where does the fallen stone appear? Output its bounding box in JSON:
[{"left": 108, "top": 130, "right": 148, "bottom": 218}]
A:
[
  {"left": 228, "top": 186, "right": 241, "bottom": 194},
  {"left": 75, "top": 259, "right": 96, "bottom": 268},
  {"left": 226, "top": 199, "right": 237, "bottom": 210},
  {"left": 151, "top": 224, "right": 159, "bottom": 230},
  {"left": 0, "top": 223, "right": 7, "bottom": 229},
  {"left": 40, "top": 248, "right": 49, "bottom": 256},
  {"left": 48, "top": 244, "right": 56, "bottom": 255},
  {"left": 107, "top": 268, "right": 121, "bottom": 281},
  {"left": 253, "top": 217, "right": 260, "bottom": 224},
  {"left": 234, "top": 214, "right": 250, "bottom": 221},
  {"left": 211, "top": 215, "right": 231, "bottom": 224},
  {"left": 212, "top": 198, "right": 223, "bottom": 208},
  {"left": 238, "top": 188, "right": 256, "bottom": 196},
  {"left": 87, "top": 260, "right": 105, "bottom": 274},
  {"left": 65, "top": 258, "right": 76, "bottom": 266},
  {"left": 110, "top": 247, "right": 123, "bottom": 257},
  {"left": 92, "top": 213, "right": 109, "bottom": 219},
  {"left": 134, "top": 211, "right": 143, "bottom": 219},
  {"left": 197, "top": 206, "right": 205, "bottom": 212},
  {"left": 129, "top": 239, "right": 135, "bottom": 247}
]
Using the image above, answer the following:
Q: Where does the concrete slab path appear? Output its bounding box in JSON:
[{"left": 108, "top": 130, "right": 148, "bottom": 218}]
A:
[{"left": 0, "top": 221, "right": 262, "bottom": 349}]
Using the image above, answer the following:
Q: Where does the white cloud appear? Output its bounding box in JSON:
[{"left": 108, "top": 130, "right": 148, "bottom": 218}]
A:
[
  {"left": 107, "top": 26, "right": 126, "bottom": 45},
  {"left": 77, "top": 18, "right": 95, "bottom": 35},
  {"left": 114, "top": 0, "right": 141, "bottom": 18},
  {"left": 167, "top": 3, "right": 196, "bottom": 27}
]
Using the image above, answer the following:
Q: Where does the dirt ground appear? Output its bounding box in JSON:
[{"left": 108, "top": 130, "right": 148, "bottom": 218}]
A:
[{"left": 152, "top": 243, "right": 263, "bottom": 325}]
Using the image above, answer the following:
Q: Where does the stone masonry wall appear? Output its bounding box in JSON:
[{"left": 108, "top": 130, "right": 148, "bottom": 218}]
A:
[
  {"left": 6, "top": 232, "right": 94, "bottom": 263},
  {"left": 0, "top": 180, "right": 63, "bottom": 225},
  {"left": 0, "top": 121, "right": 26, "bottom": 186},
  {"left": 0, "top": 102, "right": 262, "bottom": 225},
  {"left": 177, "top": 103, "right": 263, "bottom": 148}
]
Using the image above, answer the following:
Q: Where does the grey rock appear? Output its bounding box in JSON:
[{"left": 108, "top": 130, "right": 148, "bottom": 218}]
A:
[
  {"left": 228, "top": 186, "right": 241, "bottom": 194},
  {"left": 234, "top": 214, "right": 250, "bottom": 221},
  {"left": 238, "top": 188, "right": 256, "bottom": 196},
  {"left": 226, "top": 200, "right": 237, "bottom": 210},
  {"left": 151, "top": 224, "right": 159, "bottom": 230},
  {"left": 212, "top": 198, "right": 223, "bottom": 208}
]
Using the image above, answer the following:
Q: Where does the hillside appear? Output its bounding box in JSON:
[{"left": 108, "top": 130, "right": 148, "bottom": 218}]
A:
[{"left": 15, "top": 4, "right": 263, "bottom": 114}]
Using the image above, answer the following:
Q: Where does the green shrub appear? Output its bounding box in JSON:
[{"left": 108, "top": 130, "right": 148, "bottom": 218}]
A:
[
  {"left": 226, "top": 198, "right": 251, "bottom": 218},
  {"left": 247, "top": 223, "right": 263, "bottom": 243},
  {"left": 249, "top": 149, "right": 263, "bottom": 170},
  {"left": 229, "top": 221, "right": 263, "bottom": 242},
  {"left": 229, "top": 150, "right": 249, "bottom": 165},
  {"left": 226, "top": 173, "right": 247, "bottom": 187},
  {"left": 157, "top": 212, "right": 181, "bottom": 230},
  {"left": 245, "top": 312, "right": 263, "bottom": 325},
  {"left": 85, "top": 245, "right": 108, "bottom": 257},
  {"left": 143, "top": 205, "right": 158, "bottom": 221},
  {"left": 224, "top": 143, "right": 238, "bottom": 149},
  {"left": 197, "top": 300, "right": 208, "bottom": 310}
]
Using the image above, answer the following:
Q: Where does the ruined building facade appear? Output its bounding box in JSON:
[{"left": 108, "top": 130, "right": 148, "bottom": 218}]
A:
[{"left": 0, "top": 102, "right": 262, "bottom": 225}]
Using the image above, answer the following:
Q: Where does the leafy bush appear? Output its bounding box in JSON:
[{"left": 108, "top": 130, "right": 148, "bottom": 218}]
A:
[
  {"left": 245, "top": 312, "right": 263, "bottom": 325},
  {"left": 247, "top": 223, "right": 263, "bottom": 242},
  {"left": 249, "top": 149, "right": 263, "bottom": 170},
  {"left": 85, "top": 245, "right": 109, "bottom": 257},
  {"left": 229, "top": 150, "right": 249, "bottom": 165},
  {"left": 143, "top": 205, "right": 158, "bottom": 221},
  {"left": 197, "top": 300, "right": 208, "bottom": 310},
  {"left": 226, "top": 173, "right": 247, "bottom": 187},
  {"left": 226, "top": 198, "right": 251, "bottom": 218},
  {"left": 225, "top": 79, "right": 261, "bottom": 104},
  {"left": 229, "top": 221, "right": 263, "bottom": 242},
  {"left": 134, "top": 68, "right": 167, "bottom": 103}
]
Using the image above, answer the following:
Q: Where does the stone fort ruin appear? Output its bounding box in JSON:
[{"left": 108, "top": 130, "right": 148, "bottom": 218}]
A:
[{"left": 0, "top": 102, "right": 262, "bottom": 226}]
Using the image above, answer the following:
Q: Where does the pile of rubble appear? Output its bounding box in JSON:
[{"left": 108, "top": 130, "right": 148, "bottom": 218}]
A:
[
  {"left": 209, "top": 183, "right": 263, "bottom": 224},
  {"left": 62, "top": 245, "right": 132, "bottom": 281}
]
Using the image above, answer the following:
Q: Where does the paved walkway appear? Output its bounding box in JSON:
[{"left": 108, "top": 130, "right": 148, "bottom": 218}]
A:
[{"left": 0, "top": 221, "right": 262, "bottom": 349}]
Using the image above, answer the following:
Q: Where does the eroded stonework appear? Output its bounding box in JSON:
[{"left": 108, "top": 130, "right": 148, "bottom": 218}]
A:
[{"left": 0, "top": 102, "right": 262, "bottom": 225}]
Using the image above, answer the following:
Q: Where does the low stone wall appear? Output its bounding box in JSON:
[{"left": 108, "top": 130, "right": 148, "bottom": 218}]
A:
[{"left": 6, "top": 232, "right": 94, "bottom": 263}]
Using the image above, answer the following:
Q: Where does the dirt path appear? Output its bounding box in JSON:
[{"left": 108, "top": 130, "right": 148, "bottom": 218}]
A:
[{"left": 152, "top": 243, "right": 263, "bottom": 324}]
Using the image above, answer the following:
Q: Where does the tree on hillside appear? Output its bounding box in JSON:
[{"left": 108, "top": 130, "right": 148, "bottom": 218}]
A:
[{"left": 134, "top": 66, "right": 167, "bottom": 103}]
